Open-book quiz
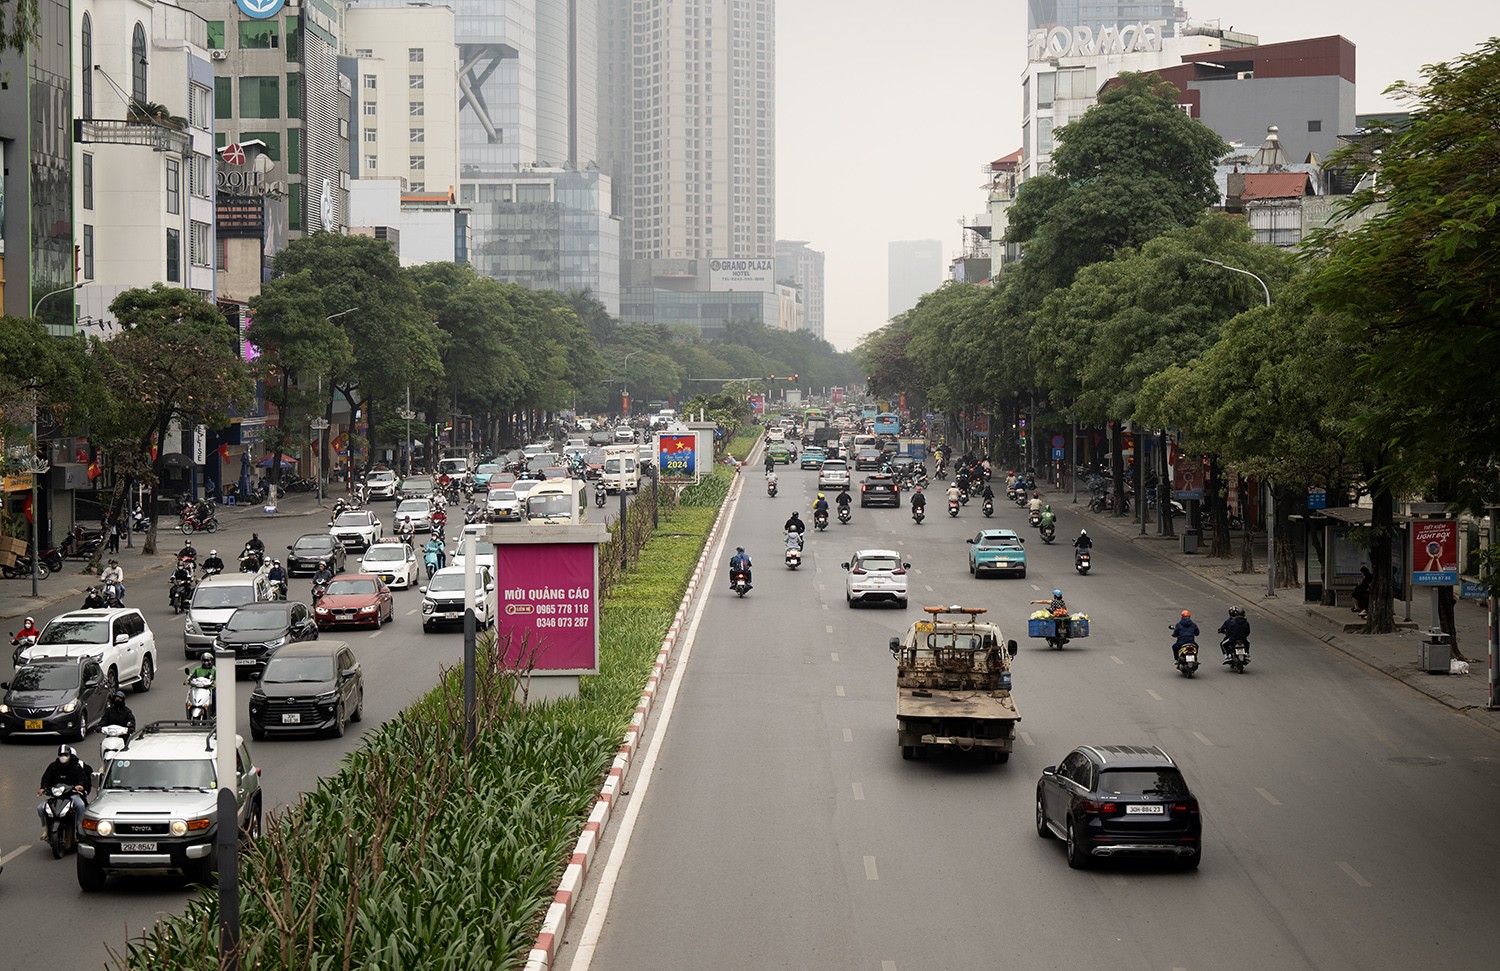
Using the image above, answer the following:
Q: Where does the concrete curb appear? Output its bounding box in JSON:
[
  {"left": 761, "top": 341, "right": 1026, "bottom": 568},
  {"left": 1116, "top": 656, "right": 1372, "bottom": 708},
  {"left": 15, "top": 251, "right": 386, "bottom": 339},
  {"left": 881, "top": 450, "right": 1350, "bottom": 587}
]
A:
[
  {"left": 1081, "top": 505, "right": 1500, "bottom": 737},
  {"left": 525, "top": 438, "right": 755, "bottom": 971}
]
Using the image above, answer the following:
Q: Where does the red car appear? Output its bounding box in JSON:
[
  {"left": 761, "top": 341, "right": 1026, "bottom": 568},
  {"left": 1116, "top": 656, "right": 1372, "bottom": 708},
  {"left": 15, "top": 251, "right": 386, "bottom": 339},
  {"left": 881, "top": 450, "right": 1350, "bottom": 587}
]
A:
[{"left": 313, "top": 574, "right": 395, "bottom": 630}]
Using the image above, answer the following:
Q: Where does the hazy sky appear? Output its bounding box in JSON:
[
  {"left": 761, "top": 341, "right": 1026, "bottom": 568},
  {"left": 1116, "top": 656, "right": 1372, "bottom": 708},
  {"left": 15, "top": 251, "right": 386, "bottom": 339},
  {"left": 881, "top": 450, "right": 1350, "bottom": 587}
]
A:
[{"left": 776, "top": 1, "right": 1500, "bottom": 352}]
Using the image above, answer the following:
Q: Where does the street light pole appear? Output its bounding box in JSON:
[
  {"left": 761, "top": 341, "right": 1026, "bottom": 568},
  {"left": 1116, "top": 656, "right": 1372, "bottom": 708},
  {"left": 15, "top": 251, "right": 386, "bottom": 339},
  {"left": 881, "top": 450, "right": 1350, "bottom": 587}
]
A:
[
  {"left": 1202, "top": 259, "right": 1275, "bottom": 594},
  {"left": 32, "top": 282, "right": 84, "bottom": 320},
  {"left": 398, "top": 385, "right": 417, "bottom": 478}
]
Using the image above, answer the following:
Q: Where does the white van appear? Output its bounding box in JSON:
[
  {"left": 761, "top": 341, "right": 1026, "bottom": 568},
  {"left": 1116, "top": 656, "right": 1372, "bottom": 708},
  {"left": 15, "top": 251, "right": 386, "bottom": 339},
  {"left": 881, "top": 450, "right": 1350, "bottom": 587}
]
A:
[
  {"left": 602, "top": 444, "right": 640, "bottom": 494},
  {"left": 525, "top": 478, "right": 588, "bottom": 525}
]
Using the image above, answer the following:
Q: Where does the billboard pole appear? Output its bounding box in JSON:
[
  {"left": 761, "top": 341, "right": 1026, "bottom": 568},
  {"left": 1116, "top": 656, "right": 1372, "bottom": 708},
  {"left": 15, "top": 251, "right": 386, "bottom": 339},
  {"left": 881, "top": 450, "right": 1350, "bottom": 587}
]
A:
[{"left": 463, "top": 529, "right": 476, "bottom": 752}]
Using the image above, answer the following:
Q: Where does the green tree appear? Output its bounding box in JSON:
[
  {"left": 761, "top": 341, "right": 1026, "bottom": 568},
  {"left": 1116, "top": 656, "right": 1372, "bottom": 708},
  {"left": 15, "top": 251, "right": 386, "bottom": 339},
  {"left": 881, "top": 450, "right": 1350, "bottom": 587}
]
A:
[
  {"left": 0, "top": 0, "right": 38, "bottom": 55},
  {"left": 246, "top": 272, "right": 354, "bottom": 485},
  {"left": 1309, "top": 38, "right": 1500, "bottom": 512},
  {"left": 93, "top": 285, "right": 252, "bottom": 553},
  {"left": 1005, "top": 73, "right": 1228, "bottom": 292}
]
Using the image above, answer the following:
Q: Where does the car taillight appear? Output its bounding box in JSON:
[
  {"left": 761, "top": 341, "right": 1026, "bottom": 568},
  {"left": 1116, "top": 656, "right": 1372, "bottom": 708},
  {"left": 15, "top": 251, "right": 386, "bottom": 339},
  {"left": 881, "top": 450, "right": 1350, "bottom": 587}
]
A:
[
  {"left": 1080, "top": 800, "right": 1118, "bottom": 814},
  {"left": 1172, "top": 800, "right": 1200, "bottom": 814},
  {"left": 851, "top": 568, "right": 867, "bottom": 575},
  {"left": 892, "top": 568, "right": 906, "bottom": 575}
]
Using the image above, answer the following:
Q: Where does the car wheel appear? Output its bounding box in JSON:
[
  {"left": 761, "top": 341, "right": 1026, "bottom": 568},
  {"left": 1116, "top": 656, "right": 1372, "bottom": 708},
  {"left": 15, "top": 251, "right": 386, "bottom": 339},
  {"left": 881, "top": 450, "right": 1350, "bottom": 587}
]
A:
[
  {"left": 351, "top": 688, "right": 364, "bottom": 723},
  {"left": 134, "top": 655, "right": 154, "bottom": 693},
  {"left": 1019, "top": 569, "right": 1027, "bottom": 579},
  {"left": 969, "top": 562, "right": 975, "bottom": 575},
  {"left": 901, "top": 746, "right": 916, "bottom": 761},
  {"left": 1036, "top": 793, "right": 1054, "bottom": 839},
  {"left": 240, "top": 796, "right": 263, "bottom": 843},
  {"left": 77, "top": 854, "right": 107, "bottom": 892},
  {"left": 331, "top": 702, "right": 346, "bottom": 738},
  {"left": 104, "top": 666, "right": 119, "bottom": 694},
  {"left": 899, "top": 598, "right": 909, "bottom": 609},
  {"left": 1066, "top": 819, "right": 1090, "bottom": 869},
  {"left": 422, "top": 623, "right": 433, "bottom": 634}
]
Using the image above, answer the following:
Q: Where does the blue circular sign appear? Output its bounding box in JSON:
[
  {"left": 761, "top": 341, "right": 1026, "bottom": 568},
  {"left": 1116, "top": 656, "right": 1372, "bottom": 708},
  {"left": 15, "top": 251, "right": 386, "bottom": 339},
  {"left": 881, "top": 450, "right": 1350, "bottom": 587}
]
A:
[{"left": 236, "top": 0, "right": 286, "bottom": 20}]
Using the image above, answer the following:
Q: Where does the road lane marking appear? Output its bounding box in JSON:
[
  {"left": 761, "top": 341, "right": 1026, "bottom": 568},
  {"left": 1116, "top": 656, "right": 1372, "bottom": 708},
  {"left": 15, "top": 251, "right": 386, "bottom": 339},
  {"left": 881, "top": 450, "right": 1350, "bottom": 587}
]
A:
[
  {"left": 0, "top": 843, "right": 31, "bottom": 867},
  {"left": 835, "top": 685, "right": 846, "bottom": 697},
  {"left": 852, "top": 783, "right": 865, "bottom": 801},
  {"left": 825, "top": 625, "right": 833, "bottom": 634},
  {"left": 1146, "top": 689, "right": 1163, "bottom": 701},
  {"left": 1030, "top": 583, "right": 1041, "bottom": 591},
  {"left": 1020, "top": 731, "right": 1035, "bottom": 747},
  {"left": 817, "top": 583, "right": 826, "bottom": 591},
  {"left": 405, "top": 608, "right": 418, "bottom": 615},
  {"left": 1111, "top": 655, "right": 1124, "bottom": 665},
  {"left": 1256, "top": 787, "right": 1282, "bottom": 806},
  {"left": 1112, "top": 875, "right": 1128, "bottom": 886},
  {"left": 823, "top": 603, "right": 829, "bottom": 610},
  {"left": 1192, "top": 731, "right": 1214, "bottom": 747},
  {"left": 843, "top": 728, "right": 853, "bottom": 743},
  {"left": 1337, "top": 861, "right": 1372, "bottom": 887},
  {"left": 882, "top": 963, "right": 897, "bottom": 971},
  {"left": 370, "top": 631, "right": 383, "bottom": 639},
  {"left": 924, "top": 585, "right": 934, "bottom": 592},
  {"left": 864, "top": 856, "right": 879, "bottom": 880},
  {"left": 830, "top": 652, "right": 839, "bottom": 662}
]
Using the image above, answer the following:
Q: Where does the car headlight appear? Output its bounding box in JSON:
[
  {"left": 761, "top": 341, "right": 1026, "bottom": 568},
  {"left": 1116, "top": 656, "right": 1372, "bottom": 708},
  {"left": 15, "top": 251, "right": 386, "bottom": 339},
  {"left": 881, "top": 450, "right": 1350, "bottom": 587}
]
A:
[
  {"left": 96, "top": 819, "right": 114, "bottom": 836},
  {"left": 357, "top": 604, "right": 376, "bottom": 613},
  {"left": 0, "top": 703, "right": 9, "bottom": 714},
  {"left": 185, "top": 619, "right": 201, "bottom": 635},
  {"left": 60, "top": 700, "right": 78, "bottom": 713},
  {"left": 170, "top": 819, "right": 188, "bottom": 836},
  {"left": 422, "top": 600, "right": 435, "bottom": 614},
  {"left": 315, "top": 606, "right": 330, "bottom": 615},
  {"left": 265, "top": 636, "right": 287, "bottom": 649}
]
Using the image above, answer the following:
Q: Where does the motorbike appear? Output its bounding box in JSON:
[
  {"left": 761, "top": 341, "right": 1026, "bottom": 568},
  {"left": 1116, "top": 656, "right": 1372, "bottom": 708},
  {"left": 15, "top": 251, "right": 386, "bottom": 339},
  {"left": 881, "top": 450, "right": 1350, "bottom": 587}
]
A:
[
  {"left": 169, "top": 576, "right": 194, "bottom": 613},
  {"left": 837, "top": 504, "right": 851, "bottom": 525},
  {"left": 11, "top": 633, "right": 38, "bottom": 667},
  {"left": 1028, "top": 509, "right": 1043, "bottom": 528},
  {"left": 43, "top": 782, "right": 81, "bottom": 858},
  {"left": 947, "top": 499, "right": 960, "bottom": 518},
  {"left": 1014, "top": 491, "right": 1028, "bottom": 508},
  {"left": 240, "top": 548, "right": 264, "bottom": 573},
  {"left": 423, "top": 547, "right": 442, "bottom": 580},
  {"left": 0, "top": 551, "right": 49, "bottom": 581},
  {"left": 814, "top": 510, "right": 829, "bottom": 532},
  {"left": 178, "top": 510, "right": 219, "bottom": 533},
  {"left": 130, "top": 507, "right": 151, "bottom": 533},
  {"left": 958, "top": 486, "right": 970, "bottom": 506},
  {"left": 982, "top": 497, "right": 994, "bottom": 518},
  {"left": 595, "top": 482, "right": 607, "bottom": 507},
  {"left": 184, "top": 673, "right": 216, "bottom": 723},
  {"left": 99, "top": 724, "right": 131, "bottom": 762},
  {"left": 1224, "top": 638, "right": 1251, "bottom": 674},
  {"left": 1040, "top": 521, "right": 1056, "bottom": 544},
  {"left": 101, "top": 580, "right": 125, "bottom": 606},
  {"left": 311, "top": 579, "right": 330, "bottom": 602},
  {"left": 766, "top": 476, "right": 778, "bottom": 498},
  {"left": 62, "top": 529, "right": 104, "bottom": 559},
  {"left": 38, "top": 546, "right": 65, "bottom": 574},
  {"left": 935, "top": 466, "right": 948, "bottom": 480},
  {"left": 784, "top": 533, "right": 803, "bottom": 570},
  {"left": 912, "top": 504, "right": 925, "bottom": 524},
  {"left": 1172, "top": 633, "right": 1200, "bottom": 678},
  {"left": 270, "top": 576, "right": 288, "bottom": 601},
  {"left": 731, "top": 569, "right": 751, "bottom": 598},
  {"left": 1074, "top": 549, "right": 1092, "bottom": 575}
]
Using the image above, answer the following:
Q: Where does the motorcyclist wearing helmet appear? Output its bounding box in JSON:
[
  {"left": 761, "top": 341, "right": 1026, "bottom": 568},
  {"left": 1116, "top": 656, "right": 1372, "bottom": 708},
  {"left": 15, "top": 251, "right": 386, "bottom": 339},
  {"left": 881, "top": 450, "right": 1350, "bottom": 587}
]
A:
[
  {"left": 764, "top": 452, "right": 776, "bottom": 475},
  {"left": 946, "top": 482, "right": 961, "bottom": 505},
  {"left": 910, "top": 485, "right": 926, "bottom": 511},
  {"left": 783, "top": 511, "right": 806, "bottom": 536},
  {"left": 37, "top": 745, "right": 91, "bottom": 840},
  {"left": 1031, "top": 589, "right": 1071, "bottom": 639},
  {"left": 188, "top": 652, "right": 216, "bottom": 682},
  {"left": 1217, "top": 606, "right": 1251, "bottom": 661},
  {"left": 267, "top": 558, "right": 287, "bottom": 586},
  {"left": 312, "top": 559, "right": 335, "bottom": 590},
  {"left": 1028, "top": 491, "right": 1043, "bottom": 515},
  {"left": 176, "top": 541, "right": 199, "bottom": 562},
  {"left": 12, "top": 616, "right": 40, "bottom": 645},
  {"left": 99, "top": 689, "right": 137, "bottom": 734},
  {"left": 728, "top": 546, "right": 753, "bottom": 590},
  {"left": 1073, "top": 529, "right": 1093, "bottom": 550},
  {"left": 202, "top": 549, "right": 225, "bottom": 574},
  {"left": 1171, "top": 610, "right": 1200, "bottom": 661},
  {"left": 812, "top": 493, "right": 830, "bottom": 517},
  {"left": 247, "top": 532, "right": 266, "bottom": 555}
]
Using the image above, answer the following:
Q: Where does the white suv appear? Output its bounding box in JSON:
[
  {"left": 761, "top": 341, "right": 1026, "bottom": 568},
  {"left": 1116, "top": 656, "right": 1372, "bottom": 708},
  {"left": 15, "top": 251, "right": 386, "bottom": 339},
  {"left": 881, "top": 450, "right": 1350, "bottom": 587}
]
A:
[
  {"left": 364, "top": 469, "right": 398, "bottom": 501},
  {"left": 841, "top": 549, "right": 910, "bottom": 608},
  {"left": 818, "top": 460, "right": 851, "bottom": 491},
  {"left": 420, "top": 566, "right": 496, "bottom": 633},
  {"left": 19, "top": 608, "right": 158, "bottom": 694}
]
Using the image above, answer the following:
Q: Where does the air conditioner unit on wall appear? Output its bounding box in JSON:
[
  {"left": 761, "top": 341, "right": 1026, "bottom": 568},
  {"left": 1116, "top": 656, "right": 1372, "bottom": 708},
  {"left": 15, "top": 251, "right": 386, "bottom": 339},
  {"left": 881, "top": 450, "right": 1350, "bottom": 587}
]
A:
[
  {"left": 210, "top": 49, "right": 227, "bottom": 61},
  {"left": 1237, "top": 71, "right": 1254, "bottom": 80}
]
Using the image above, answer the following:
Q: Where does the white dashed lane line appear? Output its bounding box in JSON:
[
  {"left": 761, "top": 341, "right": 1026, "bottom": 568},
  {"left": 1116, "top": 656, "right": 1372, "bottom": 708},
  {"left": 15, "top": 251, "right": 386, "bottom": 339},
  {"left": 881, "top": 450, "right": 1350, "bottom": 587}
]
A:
[
  {"left": 852, "top": 783, "right": 865, "bottom": 801},
  {"left": 1111, "top": 655, "right": 1124, "bottom": 665},
  {"left": 1256, "top": 787, "right": 1282, "bottom": 806},
  {"left": 864, "top": 856, "right": 879, "bottom": 880},
  {"left": 842, "top": 728, "right": 853, "bottom": 743},
  {"left": 1146, "top": 689, "right": 1163, "bottom": 701},
  {"left": 1337, "top": 861, "right": 1372, "bottom": 887},
  {"left": 825, "top": 625, "right": 833, "bottom": 634},
  {"left": 1192, "top": 731, "right": 1214, "bottom": 747},
  {"left": 830, "top": 652, "right": 839, "bottom": 662},
  {"left": 1020, "top": 731, "right": 1035, "bottom": 747},
  {"left": 405, "top": 608, "right": 418, "bottom": 615},
  {"left": 835, "top": 685, "right": 846, "bottom": 697}
]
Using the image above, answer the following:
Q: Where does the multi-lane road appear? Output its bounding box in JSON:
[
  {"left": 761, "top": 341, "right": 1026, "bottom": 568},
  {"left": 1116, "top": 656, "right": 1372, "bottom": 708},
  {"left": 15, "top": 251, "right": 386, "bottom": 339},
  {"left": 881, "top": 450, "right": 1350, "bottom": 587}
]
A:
[
  {"left": 556, "top": 463, "right": 1500, "bottom": 971},
  {"left": 0, "top": 491, "right": 625, "bottom": 968}
]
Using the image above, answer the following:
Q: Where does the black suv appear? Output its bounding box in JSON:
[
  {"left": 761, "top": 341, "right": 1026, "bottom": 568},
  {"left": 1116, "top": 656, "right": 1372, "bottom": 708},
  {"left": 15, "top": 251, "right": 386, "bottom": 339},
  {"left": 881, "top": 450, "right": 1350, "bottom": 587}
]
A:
[
  {"left": 859, "top": 473, "right": 901, "bottom": 508},
  {"left": 285, "top": 533, "right": 346, "bottom": 577},
  {"left": 1036, "top": 744, "right": 1202, "bottom": 869},
  {"left": 216, "top": 601, "right": 319, "bottom": 679},
  {"left": 249, "top": 640, "right": 364, "bottom": 740}
]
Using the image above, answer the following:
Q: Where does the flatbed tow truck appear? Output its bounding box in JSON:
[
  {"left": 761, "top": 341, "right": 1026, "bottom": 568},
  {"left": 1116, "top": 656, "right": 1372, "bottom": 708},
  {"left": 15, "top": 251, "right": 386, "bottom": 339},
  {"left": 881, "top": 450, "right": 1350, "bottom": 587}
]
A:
[{"left": 889, "top": 605, "right": 1020, "bottom": 762}]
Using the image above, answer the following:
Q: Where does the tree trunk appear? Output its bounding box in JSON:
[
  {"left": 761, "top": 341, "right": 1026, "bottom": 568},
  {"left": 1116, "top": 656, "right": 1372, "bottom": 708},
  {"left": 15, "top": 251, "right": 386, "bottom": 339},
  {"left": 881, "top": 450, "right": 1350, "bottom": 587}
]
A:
[
  {"left": 1363, "top": 476, "right": 1397, "bottom": 634},
  {"left": 1274, "top": 489, "right": 1299, "bottom": 589},
  {"left": 1111, "top": 423, "right": 1125, "bottom": 518},
  {"left": 1436, "top": 585, "right": 1462, "bottom": 658},
  {"left": 1209, "top": 457, "right": 1231, "bottom": 558},
  {"left": 1159, "top": 429, "right": 1175, "bottom": 538}
]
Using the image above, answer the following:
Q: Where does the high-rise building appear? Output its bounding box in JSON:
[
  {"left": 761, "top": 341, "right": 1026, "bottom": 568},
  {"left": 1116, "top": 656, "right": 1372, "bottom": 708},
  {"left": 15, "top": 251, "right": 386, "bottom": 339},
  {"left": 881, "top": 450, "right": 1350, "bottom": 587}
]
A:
[
  {"left": 776, "top": 240, "right": 825, "bottom": 339},
  {"left": 888, "top": 240, "right": 943, "bottom": 322},
  {"left": 358, "top": 0, "right": 618, "bottom": 314},
  {"left": 603, "top": 0, "right": 776, "bottom": 332}
]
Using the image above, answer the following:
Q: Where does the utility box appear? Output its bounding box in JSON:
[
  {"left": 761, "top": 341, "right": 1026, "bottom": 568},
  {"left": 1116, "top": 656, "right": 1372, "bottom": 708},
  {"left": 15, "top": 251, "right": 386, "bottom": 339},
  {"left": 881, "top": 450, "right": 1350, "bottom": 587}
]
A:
[
  {"left": 1419, "top": 630, "right": 1451, "bottom": 674},
  {"left": 1182, "top": 529, "right": 1201, "bottom": 555}
]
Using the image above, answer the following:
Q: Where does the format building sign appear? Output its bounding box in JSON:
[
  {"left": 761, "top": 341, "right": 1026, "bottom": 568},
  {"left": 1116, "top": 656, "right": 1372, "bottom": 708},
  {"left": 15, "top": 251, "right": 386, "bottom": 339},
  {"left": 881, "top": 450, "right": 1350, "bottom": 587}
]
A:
[
  {"left": 1028, "top": 21, "right": 1167, "bottom": 60},
  {"left": 709, "top": 258, "right": 774, "bottom": 291},
  {"left": 216, "top": 195, "right": 265, "bottom": 237}
]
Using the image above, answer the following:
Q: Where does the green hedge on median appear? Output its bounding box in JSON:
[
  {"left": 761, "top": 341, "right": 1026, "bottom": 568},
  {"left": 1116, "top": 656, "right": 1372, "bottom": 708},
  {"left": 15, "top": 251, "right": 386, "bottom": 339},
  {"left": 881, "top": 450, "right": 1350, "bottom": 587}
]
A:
[{"left": 113, "top": 454, "right": 752, "bottom": 970}]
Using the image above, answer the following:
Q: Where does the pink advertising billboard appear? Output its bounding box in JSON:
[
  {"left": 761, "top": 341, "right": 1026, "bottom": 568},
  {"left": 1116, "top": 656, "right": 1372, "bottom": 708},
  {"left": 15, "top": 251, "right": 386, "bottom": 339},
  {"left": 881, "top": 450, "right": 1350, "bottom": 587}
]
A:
[{"left": 496, "top": 542, "right": 599, "bottom": 674}]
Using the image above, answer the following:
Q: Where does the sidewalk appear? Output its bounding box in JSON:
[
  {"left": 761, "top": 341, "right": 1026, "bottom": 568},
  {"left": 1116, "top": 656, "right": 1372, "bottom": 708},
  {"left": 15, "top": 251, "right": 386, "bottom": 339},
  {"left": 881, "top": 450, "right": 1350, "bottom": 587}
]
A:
[
  {"left": 1077, "top": 500, "right": 1500, "bottom": 737},
  {"left": 0, "top": 491, "right": 327, "bottom": 624}
]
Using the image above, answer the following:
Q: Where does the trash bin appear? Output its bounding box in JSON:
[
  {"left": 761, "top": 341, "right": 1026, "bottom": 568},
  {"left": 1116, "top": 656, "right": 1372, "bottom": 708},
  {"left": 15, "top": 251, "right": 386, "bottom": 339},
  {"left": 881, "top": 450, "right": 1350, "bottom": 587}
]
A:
[
  {"left": 1419, "top": 630, "right": 1451, "bottom": 674},
  {"left": 1182, "top": 529, "right": 1201, "bottom": 555}
]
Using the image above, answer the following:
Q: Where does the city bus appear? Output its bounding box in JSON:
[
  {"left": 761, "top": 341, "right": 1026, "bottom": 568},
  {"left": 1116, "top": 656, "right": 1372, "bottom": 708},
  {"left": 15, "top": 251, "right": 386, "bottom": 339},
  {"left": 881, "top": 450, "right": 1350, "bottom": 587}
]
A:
[
  {"left": 861, "top": 403, "right": 879, "bottom": 421},
  {"left": 873, "top": 412, "right": 901, "bottom": 437}
]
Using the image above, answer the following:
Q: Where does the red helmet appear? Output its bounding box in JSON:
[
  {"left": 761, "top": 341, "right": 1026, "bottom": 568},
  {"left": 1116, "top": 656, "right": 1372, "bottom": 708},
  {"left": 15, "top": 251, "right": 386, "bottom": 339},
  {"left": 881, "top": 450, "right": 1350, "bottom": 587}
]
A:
[{"left": 1181, "top": 610, "right": 1191, "bottom": 618}]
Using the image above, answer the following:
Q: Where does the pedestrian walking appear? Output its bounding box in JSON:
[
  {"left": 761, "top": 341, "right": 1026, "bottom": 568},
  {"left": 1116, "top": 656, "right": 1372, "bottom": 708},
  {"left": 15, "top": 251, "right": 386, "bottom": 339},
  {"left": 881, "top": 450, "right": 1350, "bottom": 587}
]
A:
[{"left": 105, "top": 517, "right": 121, "bottom": 554}]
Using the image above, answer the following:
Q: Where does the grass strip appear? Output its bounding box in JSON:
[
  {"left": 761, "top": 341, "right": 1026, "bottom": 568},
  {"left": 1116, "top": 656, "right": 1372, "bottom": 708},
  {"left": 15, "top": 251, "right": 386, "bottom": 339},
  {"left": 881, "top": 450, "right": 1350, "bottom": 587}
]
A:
[{"left": 112, "top": 459, "right": 746, "bottom": 970}]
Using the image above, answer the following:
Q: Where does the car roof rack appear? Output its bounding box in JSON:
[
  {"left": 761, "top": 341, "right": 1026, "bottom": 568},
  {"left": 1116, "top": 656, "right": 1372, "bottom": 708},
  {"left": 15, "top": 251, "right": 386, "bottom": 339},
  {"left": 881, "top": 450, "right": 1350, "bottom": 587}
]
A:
[{"left": 140, "top": 719, "right": 218, "bottom": 750}]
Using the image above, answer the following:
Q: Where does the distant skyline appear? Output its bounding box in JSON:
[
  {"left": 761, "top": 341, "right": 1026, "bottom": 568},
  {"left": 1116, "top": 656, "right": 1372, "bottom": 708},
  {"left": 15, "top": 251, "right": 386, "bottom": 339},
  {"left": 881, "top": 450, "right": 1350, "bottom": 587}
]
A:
[{"left": 776, "top": 1, "right": 1500, "bottom": 351}]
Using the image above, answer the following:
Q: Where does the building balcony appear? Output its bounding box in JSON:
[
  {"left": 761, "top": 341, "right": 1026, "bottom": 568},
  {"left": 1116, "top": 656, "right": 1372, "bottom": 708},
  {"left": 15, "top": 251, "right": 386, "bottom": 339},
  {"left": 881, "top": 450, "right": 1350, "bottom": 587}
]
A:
[{"left": 74, "top": 118, "right": 191, "bottom": 156}]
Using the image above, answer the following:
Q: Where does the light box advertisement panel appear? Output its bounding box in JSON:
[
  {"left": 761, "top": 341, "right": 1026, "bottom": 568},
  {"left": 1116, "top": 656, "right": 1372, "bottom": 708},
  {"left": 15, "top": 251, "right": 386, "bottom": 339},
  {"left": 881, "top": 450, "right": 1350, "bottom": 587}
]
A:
[
  {"left": 658, "top": 433, "right": 698, "bottom": 483},
  {"left": 497, "top": 542, "right": 599, "bottom": 674}
]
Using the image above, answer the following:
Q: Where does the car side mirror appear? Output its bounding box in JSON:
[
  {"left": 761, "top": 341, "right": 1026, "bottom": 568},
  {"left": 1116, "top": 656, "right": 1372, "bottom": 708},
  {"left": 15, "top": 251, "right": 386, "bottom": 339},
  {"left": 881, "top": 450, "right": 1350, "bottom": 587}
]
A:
[
  {"left": 184, "top": 666, "right": 193, "bottom": 676},
  {"left": 0, "top": 681, "right": 8, "bottom": 690},
  {"left": 114, "top": 634, "right": 129, "bottom": 645},
  {"left": 903, "top": 563, "right": 911, "bottom": 570},
  {"left": 1041, "top": 766, "right": 1057, "bottom": 777},
  {"left": 84, "top": 677, "right": 101, "bottom": 688},
  {"left": 286, "top": 546, "right": 293, "bottom": 551},
  {"left": 965, "top": 538, "right": 975, "bottom": 544},
  {"left": 418, "top": 586, "right": 427, "bottom": 594},
  {"left": 888, "top": 637, "right": 901, "bottom": 657},
  {"left": 1007, "top": 640, "right": 1018, "bottom": 657},
  {"left": 840, "top": 562, "right": 850, "bottom": 571}
]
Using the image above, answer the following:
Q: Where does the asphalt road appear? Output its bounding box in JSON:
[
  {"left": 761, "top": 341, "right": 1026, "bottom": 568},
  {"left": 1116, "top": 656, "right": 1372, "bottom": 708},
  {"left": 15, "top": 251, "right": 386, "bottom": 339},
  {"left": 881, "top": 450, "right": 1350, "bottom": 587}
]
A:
[
  {"left": 556, "top": 468, "right": 1500, "bottom": 971},
  {"left": 0, "top": 489, "right": 628, "bottom": 968}
]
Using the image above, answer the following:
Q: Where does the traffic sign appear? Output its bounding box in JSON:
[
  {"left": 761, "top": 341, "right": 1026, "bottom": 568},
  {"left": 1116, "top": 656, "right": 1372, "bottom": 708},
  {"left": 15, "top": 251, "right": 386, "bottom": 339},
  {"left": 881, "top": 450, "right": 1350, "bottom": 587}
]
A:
[
  {"left": 1051, "top": 448, "right": 1064, "bottom": 460},
  {"left": 1051, "top": 435, "right": 1064, "bottom": 449}
]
